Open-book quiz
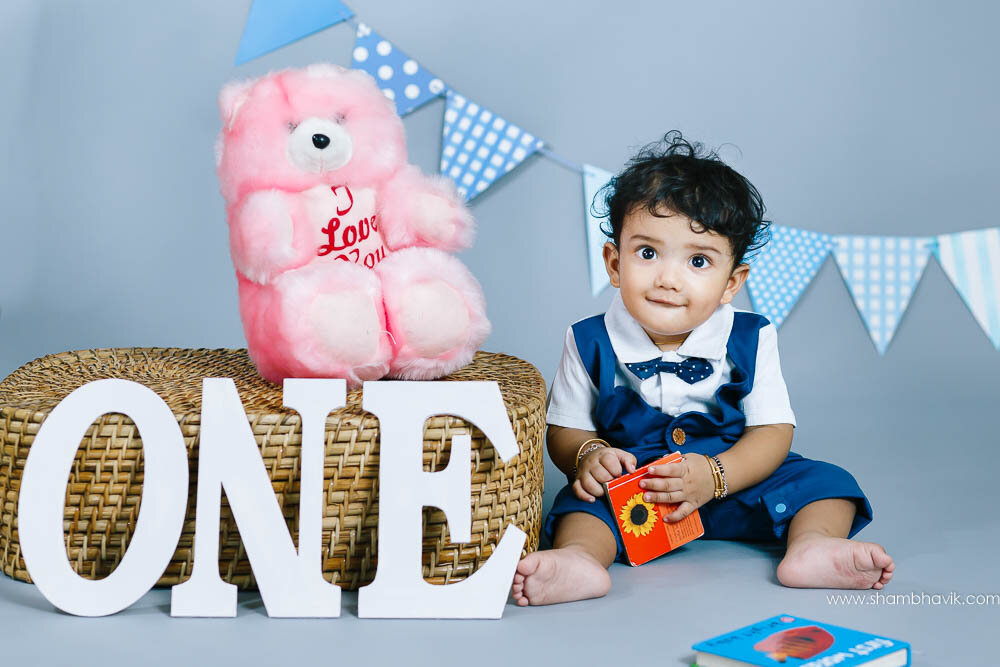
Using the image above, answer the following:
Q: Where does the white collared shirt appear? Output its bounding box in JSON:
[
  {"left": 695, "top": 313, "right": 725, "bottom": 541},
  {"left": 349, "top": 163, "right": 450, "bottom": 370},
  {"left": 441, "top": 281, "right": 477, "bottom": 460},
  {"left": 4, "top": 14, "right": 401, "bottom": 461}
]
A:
[{"left": 546, "top": 292, "right": 796, "bottom": 431}]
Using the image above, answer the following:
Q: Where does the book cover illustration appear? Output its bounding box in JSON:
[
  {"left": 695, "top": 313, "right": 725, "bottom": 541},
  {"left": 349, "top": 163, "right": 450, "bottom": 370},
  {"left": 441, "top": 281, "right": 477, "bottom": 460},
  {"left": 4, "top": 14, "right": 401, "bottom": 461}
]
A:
[
  {"left": 692, "top": 613, "right": 910, "bottom": 667},
  {"left": 603, "top": 452, "right": 704, "bottom": 566}
]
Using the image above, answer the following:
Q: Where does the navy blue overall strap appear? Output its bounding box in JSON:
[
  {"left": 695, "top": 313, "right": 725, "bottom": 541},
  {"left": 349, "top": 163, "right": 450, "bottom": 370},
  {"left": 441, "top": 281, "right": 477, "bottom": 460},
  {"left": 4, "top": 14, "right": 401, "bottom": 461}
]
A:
[
  {"left": 726, "top": 311, "right": 771, "bottom": 390},
  {"left": 570, "top": 314, "right": 611, "bottom": 390}
]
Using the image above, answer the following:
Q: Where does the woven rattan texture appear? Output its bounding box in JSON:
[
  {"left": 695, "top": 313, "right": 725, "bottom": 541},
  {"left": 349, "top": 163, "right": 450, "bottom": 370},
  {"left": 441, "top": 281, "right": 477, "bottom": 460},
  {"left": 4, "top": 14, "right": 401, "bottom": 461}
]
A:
[{"left": 0, "top": 348, "right": 545, "bottom": 590}]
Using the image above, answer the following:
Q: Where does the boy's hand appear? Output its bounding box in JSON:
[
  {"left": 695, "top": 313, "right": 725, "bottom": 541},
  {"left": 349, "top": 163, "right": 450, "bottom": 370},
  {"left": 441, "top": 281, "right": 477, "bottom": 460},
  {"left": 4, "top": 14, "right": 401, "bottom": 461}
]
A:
[
  {"left": 573, "top": 447, "right": 637, "bottom": 502},
  {"left": 639, "top": 454, "right": 715, "bottom": 522}
]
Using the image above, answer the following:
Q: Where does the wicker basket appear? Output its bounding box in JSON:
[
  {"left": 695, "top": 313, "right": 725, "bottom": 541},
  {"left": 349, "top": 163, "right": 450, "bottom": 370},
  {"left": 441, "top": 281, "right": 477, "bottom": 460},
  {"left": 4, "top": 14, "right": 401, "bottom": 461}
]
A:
[{"left": 0, "top": 348, "right": 545, "bottom": 590}]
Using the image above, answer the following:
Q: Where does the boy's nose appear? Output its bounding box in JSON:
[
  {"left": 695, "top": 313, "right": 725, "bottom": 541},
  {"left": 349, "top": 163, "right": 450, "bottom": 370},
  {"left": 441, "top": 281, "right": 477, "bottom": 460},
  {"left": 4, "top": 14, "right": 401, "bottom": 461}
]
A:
[{"left": 655, "top": 263, "right": 683, "bottom": 289}]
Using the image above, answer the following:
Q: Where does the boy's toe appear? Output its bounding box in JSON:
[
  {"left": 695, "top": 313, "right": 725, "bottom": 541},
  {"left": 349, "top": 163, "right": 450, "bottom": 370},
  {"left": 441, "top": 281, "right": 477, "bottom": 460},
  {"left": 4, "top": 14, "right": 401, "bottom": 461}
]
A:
[{"left": 515, "top": 553, "right": 542, "bottom": 578}]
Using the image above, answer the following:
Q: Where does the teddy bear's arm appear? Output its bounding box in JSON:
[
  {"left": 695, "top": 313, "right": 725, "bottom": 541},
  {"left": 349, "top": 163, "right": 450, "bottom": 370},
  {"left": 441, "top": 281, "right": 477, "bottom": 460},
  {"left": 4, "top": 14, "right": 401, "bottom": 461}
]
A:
[
  {"left": 229, "top": 190, "right": 312, "bottom": 284},
  {"left": 377, "top": 165, "right": 475, "bottom": 253}
]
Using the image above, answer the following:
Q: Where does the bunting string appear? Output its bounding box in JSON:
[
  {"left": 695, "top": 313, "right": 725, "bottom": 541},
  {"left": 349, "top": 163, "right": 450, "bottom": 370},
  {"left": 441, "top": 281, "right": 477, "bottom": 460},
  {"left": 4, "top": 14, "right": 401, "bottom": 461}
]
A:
[{"left": 234, "top": 1, "right": 1000, "bottom": 354}]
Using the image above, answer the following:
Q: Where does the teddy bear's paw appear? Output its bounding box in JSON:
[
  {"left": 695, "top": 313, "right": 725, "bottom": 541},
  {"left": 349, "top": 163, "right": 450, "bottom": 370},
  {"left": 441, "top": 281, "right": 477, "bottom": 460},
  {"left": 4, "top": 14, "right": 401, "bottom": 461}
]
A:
[
  {"left": 392, "top": 280, "right": 471, "bottom": 357},
  {"left": 376, "top": 247, "right": 491, "bottom": 380},
  {"left": 263, "top": 261, "right": 394, "bottom": 385}
]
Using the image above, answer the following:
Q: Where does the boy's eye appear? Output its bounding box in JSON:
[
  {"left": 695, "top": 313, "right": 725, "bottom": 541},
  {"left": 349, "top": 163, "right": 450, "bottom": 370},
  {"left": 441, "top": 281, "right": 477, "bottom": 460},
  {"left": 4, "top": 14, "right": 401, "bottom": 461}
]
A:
[
  {"left": 638, "top": 246, "right": 657, "bottom": 260},
  {"left": 690, "top": 255, "right": 710, "bottom": 268}
]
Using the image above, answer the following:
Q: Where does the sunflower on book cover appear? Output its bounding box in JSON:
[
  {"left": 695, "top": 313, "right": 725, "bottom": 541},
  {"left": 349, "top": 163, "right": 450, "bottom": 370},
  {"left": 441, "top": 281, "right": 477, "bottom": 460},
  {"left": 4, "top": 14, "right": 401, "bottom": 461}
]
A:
[{"left": 619, "top": 493, "right": 658, "bottom": 537}]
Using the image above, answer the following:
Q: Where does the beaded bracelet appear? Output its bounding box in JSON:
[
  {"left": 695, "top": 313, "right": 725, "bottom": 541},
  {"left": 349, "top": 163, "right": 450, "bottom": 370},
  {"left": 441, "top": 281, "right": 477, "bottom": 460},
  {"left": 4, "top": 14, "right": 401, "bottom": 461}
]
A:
[
  {"left": 703, "top": 454, "right": 729, "bottom": 499},
  {"left": 573, "top": 438, "right": 608, "bottom": 477},
  {"left": 711, "top": 454, "right": 728, "bottom": 499}
]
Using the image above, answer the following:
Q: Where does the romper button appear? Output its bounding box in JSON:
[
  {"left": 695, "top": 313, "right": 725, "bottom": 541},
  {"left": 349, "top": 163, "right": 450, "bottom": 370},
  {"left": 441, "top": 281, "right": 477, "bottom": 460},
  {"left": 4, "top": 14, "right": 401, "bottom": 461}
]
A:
[
  {"left": 671, "top": 427, "right": 686, "bottom": 446},
  {"left": 775, "top": 503, "right": 787, "bottom": 513}
]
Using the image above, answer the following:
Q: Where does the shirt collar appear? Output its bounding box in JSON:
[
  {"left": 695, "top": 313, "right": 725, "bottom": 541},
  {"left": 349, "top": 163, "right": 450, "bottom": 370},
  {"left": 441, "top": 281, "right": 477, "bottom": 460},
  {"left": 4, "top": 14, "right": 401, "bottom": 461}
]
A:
[{"left": 603, "top": 291, "right": 734, "bottom": 363}]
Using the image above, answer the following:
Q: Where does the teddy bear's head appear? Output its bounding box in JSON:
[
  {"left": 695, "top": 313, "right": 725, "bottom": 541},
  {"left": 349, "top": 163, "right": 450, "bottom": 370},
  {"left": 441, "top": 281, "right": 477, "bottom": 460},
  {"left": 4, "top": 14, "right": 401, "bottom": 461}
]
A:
[{"left": 216, "top": 64, "right": 407, "bottom": 206}]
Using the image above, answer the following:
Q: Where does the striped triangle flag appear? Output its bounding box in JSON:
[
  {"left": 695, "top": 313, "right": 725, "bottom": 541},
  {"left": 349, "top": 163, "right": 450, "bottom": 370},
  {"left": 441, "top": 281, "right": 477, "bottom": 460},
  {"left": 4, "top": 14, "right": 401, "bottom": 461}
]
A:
[
  {"left": 833, "top": 235, "right": 935, "bottom": 354},
  {"left": 583, "top": 165, "right": 614, "bottom": 296},
  {"left": 747, "top": 225, "right": 835, "bottom": 328},
  {"left": 235, "top": 0, "right": 353, "bottom": 65},
  {"left": 439, "top": 90, "right": 544, "bottom": 201},
  {"left": 934, "top": 227, "right": 1000, "bottom": 349},
  {"left": 350, "top": 23, "right": 446, "bottom": 116}
]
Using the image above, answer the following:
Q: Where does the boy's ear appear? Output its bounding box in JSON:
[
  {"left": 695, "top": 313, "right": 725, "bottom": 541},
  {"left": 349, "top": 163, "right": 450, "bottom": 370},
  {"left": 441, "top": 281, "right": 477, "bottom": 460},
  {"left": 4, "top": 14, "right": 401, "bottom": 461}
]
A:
[
  {"left": 721, "top": 263, "right": 750, "bottom": 304},
  {"left": 603, "top": 242, "right": 621, "bottom": 288}
]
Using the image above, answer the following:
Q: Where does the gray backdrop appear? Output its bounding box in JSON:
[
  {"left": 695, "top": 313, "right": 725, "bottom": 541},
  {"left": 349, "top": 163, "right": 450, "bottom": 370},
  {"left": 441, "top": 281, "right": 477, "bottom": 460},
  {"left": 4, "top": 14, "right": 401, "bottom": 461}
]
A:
[{"left": 1, "top": 1, "right": 998, "bottom": 664}]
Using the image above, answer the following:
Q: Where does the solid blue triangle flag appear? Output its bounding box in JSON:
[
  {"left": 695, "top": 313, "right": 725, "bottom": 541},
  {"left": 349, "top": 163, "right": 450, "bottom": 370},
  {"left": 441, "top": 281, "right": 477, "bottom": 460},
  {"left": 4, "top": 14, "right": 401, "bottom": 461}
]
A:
[
  {"left": 235, "top": 0, "right": 354, "bottom": 65},
  {"left": 583, "top": 165, "right": 613, "bottom": 296},
  {"left": 351, "top": 23, "right": 446, "bottom": 116},
  {"left": 439, "top": 90, "right": 544, "bottom": 201}
]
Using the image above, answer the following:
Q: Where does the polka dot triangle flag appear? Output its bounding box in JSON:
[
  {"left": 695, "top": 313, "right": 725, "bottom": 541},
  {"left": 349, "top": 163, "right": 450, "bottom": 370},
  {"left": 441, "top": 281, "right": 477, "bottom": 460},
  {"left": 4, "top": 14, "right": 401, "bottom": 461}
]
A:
[
  {"left": 440, "top": 90, "right": 545, "bottom": 201},
  {"left": 351, "top": 23, "right": 446, "bottom": 117},
  {"left": 832, "top": 235, "right": 935, "bottom": 355},
  {"left": 747, "top": 225, "right": 836, "bottom": 328},
  {"left": 933, "top": 227, "right": 1000, "bottom": 349},
  {"left": 583, "top": 164, "right": 614, "bottom": 296}
]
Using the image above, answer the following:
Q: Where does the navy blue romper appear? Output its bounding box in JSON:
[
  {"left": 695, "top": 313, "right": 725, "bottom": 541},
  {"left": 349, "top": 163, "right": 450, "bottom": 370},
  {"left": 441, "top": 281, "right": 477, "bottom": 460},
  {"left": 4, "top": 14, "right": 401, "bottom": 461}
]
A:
[{"left": 543, "top": 311, "right": 873, "bottom": 562}]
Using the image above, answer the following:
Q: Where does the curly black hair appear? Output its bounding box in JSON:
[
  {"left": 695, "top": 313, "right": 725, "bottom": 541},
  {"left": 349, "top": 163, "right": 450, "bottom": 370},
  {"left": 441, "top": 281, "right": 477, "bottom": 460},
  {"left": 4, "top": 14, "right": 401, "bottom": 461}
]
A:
[{"left": 595, "top": 131, "right": 770, "bottom": 267}]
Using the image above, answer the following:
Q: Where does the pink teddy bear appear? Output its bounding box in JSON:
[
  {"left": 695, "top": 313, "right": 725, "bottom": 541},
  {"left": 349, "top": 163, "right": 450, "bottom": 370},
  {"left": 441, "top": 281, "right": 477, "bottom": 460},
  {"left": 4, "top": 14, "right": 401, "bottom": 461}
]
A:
[{"left": 216, "top": 64, "right": 490, "bottom": 387}]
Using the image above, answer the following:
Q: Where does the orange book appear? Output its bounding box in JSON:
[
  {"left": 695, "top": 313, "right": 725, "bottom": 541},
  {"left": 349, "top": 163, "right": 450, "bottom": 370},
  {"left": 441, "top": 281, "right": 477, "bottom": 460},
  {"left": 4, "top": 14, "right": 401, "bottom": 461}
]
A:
[{"left": 603, "top": 452, "right": 704, "bottom": 566}]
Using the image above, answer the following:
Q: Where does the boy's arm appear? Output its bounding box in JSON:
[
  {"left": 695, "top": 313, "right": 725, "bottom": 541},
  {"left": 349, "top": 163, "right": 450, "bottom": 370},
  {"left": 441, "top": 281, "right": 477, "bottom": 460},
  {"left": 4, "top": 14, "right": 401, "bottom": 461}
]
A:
[
  {"left": 547, "top": 425, "right": 599, "bottom": 479},
  {"left": 715, "top": 423, "right": 794, "bottom": 494},
  {"left": 643, "top": 423, "right": 793, "bottom": 521},
  {"left": 548, "top": 424, "right": 638, "bottom": 501}
]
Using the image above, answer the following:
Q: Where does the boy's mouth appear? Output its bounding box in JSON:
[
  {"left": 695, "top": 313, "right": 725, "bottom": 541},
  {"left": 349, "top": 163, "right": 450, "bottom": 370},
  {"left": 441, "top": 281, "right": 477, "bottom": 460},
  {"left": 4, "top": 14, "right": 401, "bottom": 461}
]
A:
[{"left": 646, "top": 297, "right": 684, "bottom": 307}]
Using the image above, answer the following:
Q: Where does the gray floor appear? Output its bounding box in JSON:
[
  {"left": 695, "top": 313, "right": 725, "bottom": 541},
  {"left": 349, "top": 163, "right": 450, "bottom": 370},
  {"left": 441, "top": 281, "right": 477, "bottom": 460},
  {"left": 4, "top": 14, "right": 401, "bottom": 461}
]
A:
[
  {"left": 2, "top": 402, "right": 995, "bottom": 666},
  {"left": 0, "top": 536, "right": 979, "bottom": 666}
]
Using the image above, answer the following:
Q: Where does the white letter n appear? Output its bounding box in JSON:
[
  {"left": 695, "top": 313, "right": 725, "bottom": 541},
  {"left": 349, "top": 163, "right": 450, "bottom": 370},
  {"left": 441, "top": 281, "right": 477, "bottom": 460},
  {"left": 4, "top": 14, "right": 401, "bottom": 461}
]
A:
[{"left": 170, "top": 378, "right": 345, "bottom": 617}]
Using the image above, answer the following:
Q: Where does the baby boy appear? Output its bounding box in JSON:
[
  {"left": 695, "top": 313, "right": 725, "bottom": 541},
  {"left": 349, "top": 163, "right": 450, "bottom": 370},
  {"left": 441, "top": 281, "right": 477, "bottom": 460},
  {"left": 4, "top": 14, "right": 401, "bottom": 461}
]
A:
[{"left": 512, "top": 133, "right": 894, "bottom": 606}]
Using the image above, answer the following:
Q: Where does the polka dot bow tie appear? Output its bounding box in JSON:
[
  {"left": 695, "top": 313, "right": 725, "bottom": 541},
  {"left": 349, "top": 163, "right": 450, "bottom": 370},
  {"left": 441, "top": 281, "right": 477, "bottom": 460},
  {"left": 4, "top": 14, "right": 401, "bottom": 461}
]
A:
[{"left": 625, "top": 357, "right": 714, "bottom": 383}]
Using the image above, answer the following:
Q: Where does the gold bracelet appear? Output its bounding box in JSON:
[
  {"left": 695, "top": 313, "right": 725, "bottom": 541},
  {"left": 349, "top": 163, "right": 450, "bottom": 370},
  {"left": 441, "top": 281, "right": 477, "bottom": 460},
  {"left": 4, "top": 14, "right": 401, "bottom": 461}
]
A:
[
  {"left": 573, "top": 438, "right": 609, "bottom": 477},
  {"left": 703, "top": 454, "right": 727, "bottom": 500}
]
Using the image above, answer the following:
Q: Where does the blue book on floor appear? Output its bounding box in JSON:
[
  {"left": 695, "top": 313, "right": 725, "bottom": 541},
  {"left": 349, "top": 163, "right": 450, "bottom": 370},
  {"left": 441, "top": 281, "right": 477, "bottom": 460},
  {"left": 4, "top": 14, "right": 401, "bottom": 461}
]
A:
[{"left": 692, "top": 613, "right": 910, "bottom": 667}]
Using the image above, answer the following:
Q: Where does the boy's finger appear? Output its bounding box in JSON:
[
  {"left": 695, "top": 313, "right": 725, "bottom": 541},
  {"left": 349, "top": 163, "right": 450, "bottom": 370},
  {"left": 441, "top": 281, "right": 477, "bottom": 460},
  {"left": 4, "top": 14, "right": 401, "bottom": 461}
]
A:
[
  {"left": 643, "top": 490, "right": 682, "bottom": 504},
  {"left": 581, "top": 476, "right": 605, "bottom": 499},
  {"left": 621, "top": 452, "right": 637, "bottom": 473},
  {"left": 599, "top": 451, "right": 623, "bottom": 476},
  {"left": 572, "top": 479, "right": 595, "bottom": 503},
  {"left": 590, "top": 465, "right": 613, "bottom": 483},
  {"left": 664, "top": 501, "right": 695, "bottom": 523},
  {"left": 648, "top": 462, "right": 685, "bottom": 478},
  {"left": 639, "top": 477, "right": 680, "bottom": 492}
]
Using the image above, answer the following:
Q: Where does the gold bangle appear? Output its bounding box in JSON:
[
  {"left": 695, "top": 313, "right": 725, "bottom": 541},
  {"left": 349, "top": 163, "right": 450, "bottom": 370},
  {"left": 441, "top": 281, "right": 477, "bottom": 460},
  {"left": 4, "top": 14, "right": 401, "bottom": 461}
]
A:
[
  {"left": 702, "top": 454, "right": 728, "bottom": 499},
  {"left": 703, "top": 454, "right": 725, "bottom": 500},
  {"left": 573, "top": 438, "right": 609, "bottom": 477}
]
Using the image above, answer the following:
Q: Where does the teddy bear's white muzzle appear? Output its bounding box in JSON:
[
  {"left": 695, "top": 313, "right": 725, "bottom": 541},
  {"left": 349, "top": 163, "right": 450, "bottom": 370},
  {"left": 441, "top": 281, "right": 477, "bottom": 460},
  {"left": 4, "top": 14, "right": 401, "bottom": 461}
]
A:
[{"left": 286, "top": 117, "right": 353, "bottom": 173}]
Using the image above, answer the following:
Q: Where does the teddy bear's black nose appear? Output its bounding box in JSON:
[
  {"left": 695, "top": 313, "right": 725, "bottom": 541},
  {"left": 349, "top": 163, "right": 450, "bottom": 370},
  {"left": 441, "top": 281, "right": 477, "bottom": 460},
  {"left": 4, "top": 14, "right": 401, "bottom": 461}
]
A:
[{"left": 312, "top": 134, "right": 330, "bottom": 149}]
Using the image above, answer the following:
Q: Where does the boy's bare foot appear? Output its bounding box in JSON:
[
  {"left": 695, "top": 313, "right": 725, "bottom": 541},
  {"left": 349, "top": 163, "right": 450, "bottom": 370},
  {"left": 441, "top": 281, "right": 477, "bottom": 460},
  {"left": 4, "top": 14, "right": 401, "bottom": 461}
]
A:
[
  {"left": 511, "top": 547, "right": 611, "bottom": 606},
  {"left": 777, "top": 533, "right": 895, "bottom": 589}
]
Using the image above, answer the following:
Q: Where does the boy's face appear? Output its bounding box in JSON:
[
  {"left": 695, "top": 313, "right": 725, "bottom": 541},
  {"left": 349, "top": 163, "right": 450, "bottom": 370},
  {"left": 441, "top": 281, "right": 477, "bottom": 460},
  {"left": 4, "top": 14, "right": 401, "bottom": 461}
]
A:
[{"left": 604, "top": 209, "right": 749, "bottom": 347}]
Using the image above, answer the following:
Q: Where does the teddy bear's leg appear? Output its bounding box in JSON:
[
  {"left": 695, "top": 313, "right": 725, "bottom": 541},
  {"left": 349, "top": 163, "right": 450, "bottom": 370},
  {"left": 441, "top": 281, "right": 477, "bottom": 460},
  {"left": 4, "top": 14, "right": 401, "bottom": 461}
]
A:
[
  {"left": 376, "top": 247, "right": 491, "bottom": 380},
  {"left": 248, "top": 260, "right": 393, "bottom": 387}
]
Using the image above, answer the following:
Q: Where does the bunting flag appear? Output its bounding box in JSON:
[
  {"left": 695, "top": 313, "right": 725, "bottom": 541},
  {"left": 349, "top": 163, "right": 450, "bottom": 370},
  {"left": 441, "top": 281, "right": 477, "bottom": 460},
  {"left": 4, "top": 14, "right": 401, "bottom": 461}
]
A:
[
  {"left": 747, "top": 225, "right": 835, "bottom": 328},
  {"left": 439, "top": 90, "right": 544, "bottom": 201},
  {"left": 228, "top": 12, "right": 1000, "bottom": 355},
  {"left": 351, "top": 23, "right": 446, "bottom": 116},
  {"left": 235, "top": 0, "right": 354, "bottom": 65},
  {"left": 934, "top": 228, "right": 1000, "bottom": 349},
  {"left": 833, "top": 235, "right": 935, "bottom": 354},
  {"left": 583, "top": 165, "right": 614, "bottom": 296}
]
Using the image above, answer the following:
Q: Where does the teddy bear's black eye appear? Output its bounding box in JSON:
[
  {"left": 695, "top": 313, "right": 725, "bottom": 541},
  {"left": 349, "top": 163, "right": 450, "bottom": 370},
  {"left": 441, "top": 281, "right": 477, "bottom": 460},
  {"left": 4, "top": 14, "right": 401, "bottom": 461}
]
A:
[{"left": 287, "top": 122, "right": 299, "bottom": 132}]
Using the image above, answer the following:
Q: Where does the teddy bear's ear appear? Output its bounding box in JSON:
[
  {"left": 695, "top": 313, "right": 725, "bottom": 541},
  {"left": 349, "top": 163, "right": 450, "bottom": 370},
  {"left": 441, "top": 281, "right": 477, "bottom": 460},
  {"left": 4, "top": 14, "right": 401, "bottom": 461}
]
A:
[{"left": 219, "top": 78, "right": 256, "bottom": 130}]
